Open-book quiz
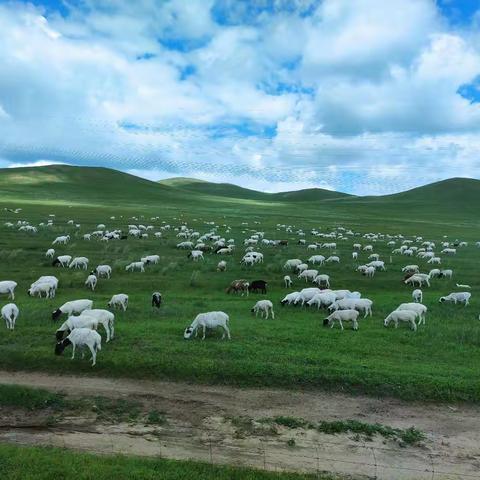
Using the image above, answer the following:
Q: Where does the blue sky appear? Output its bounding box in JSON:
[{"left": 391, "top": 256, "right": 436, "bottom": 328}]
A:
[{"left": 0, "top": 0, "right": 480, "bottom": 194}]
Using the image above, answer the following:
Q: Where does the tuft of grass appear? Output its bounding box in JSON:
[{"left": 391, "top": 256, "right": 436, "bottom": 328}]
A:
[
  {"left": 146, "top": 409, "right": 167, "bottom": 425},
  {"left": 0, "top": 384, "right": 66, "bottom": 411},
  {"left": 91, "top": 397, "right": 142, "bottom": 423}
]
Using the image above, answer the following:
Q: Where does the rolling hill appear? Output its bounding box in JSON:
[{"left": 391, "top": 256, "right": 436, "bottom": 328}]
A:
[{"left": 0, "top": 166, "right": 479, "bottom": 226}]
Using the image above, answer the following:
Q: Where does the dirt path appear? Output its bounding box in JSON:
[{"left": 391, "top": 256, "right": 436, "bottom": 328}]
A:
[{"left": 1, "top": 370, "right": 479, "bottom": 479}]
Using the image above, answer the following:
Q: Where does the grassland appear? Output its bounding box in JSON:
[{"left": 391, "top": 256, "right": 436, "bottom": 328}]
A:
[
  {"left": 0, "top": 444, "right": 329, "bottom": 480},
  {"left": 0, "top": 165, "right": 479, "bottom": 402}
]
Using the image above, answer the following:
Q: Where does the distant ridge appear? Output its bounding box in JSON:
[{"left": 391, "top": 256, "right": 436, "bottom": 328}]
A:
[{"left": 158, "top": 177, "right": 351, "bottom": 201}]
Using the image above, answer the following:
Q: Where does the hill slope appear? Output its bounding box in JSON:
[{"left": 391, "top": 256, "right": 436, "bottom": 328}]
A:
[{"left": 158, "top": 177, "right": 351, "bottom": 202}]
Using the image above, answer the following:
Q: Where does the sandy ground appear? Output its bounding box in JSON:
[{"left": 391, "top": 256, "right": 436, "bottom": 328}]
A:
[{"left": 0, "top": 370, "right": 479, "bottom": 479}]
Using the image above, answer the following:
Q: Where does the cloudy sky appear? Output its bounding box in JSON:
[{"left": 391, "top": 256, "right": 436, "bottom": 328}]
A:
[{"left": 0, "top": 0, "right": 480, "bottom": 194}]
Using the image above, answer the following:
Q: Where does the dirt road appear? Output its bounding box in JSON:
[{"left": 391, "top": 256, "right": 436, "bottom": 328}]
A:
[{"left": 0, "top": 370, "right": 479, "bottom": 479}]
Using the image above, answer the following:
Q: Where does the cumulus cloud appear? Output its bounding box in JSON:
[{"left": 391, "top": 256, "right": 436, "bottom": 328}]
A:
[{"left": 0, "top": 0, "right": 479, "bottom": 194}]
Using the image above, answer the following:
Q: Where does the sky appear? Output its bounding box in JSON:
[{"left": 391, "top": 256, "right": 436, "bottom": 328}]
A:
[{"left": 0, "top": 0, "right": 480, "bottom": 195}]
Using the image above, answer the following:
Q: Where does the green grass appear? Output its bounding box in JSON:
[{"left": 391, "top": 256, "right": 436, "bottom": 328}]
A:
[
  {"left": 0, "top": 165, "right": 480, "bottom": 402},
  {"left": 0, "top": 444, "right": 332, "bottom": 480},
  {"left": 0, "top": 384, "right": 66, "bottom": 411}
]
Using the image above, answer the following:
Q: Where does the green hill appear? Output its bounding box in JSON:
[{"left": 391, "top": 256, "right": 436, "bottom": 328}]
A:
[{"left": 158, "top": 177, "right": 351, "bottom": 202}]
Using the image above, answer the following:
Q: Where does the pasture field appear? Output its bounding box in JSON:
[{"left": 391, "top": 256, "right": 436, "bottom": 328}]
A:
[{"left": 0, "top": 166, "right": 480, "bottom": 403}]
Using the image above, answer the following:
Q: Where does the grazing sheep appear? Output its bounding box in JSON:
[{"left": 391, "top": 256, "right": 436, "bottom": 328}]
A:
[
  {"left": 352, "top": 252, "right": 358, "bottom": 261},
  {"left": 184, "top": 311, "right": 230, "bottom": 340},
  {"left": 95, "top": 265, "right": 112, "bottom": 278},
  {"left": 69, "top": 257, "right": 89, "bottom": 270},
  {"left": 28, "top": 282, "right": 55, "bottom": 299},
  {"left": 248, "top": 280, "right": 267, "bottom": 294},
  {"left": 125, "top": 261, "right": 145, "bottom": 272},
  {"left": 55, "top": 315, "right": 98, "bottom": 341},
  {"left": 440, "top": 269, "right": 453, "bottom": 279},
  {"left": 298, "top": 269, "right": 318, "bottom": 282},
  {"left": 313, "top": 274, "right": 330, "bottom": 288},
  {"left": 427, "top": 256, "right": 441, "bottom": 264},
  {"left": 31, "top": 276, "right": 58, "bottom": 292},
  {"left": 402, "top": 265, "right": 419, "bottom": 273},
  {"left": 329, "top": 298, "right": 373, "bottom": 318},
  {"left": 251, "top": 300, "right": 275, "bottom": 319},
  {"left": 384, "top": 310, "right": 417, "bottom": 331},
  {"left": 412, "top": 289, "right": 423, "bottom": 303},
  {"left": 397, "top": 302, "right": 427, "bottom": 325},
  {"left": 52, "top": 299, "right": 93, "bottom": 321},
  {"left": 226, "top": 280, "right": 249, "bottom": 296},
  {"left": 326, "top": 255, "right": 340, "bottom": 263},
  {"left": 85, "top": 274, "right": 97, "bottom": 291},
  {"left": 152, "top": 292, "right": 162, "bottom": 309},
  {"left": 1, "top": 303, "right": 18, "bottom": 330},
  {"left": 307, "top": 292, "right": 336, "bottom": 309},
  {"left": 284, "top": 275, "right": 292, "bottom": 288},
  {"left": 141, "top": 254, "right": 160, "bottom": 264},
  {"left": 308, "top": 255, "right": 325, "bottom": 265},
  {"left": 0, "top": 281, "right": 17, "bottom": 300},
  {"left": 188, "top": 250, "right": 204, "bottom": 261},
  {"left": 323, "top": 309, "right": 359, "bottom": 331},
  {"left": 439, "top": 292, "right": 471, "bottom": 306},
  {"left": 81, "top": 309, "right": 116, "bottom": 342},
  {"left": 405, "top": 274, "right": 430, "bottom": 287},
  {"left": 45, "top": 248, "right": 55, "bottom": 259},
  {"left": 52, "top": 255, "right": 72, "bottom": 267},
  {"left": 294, "top": 288, "right": 322, "bottom": 306},
  {"left": 217, "top": 260, "right": 227, "bottom": 271},
  {"left": 55, "top": 328, "right": 102, "bottom": 366},
  {"left": 52, "top": 235, "right": 70, "bottom": 245},
  {"left": 364, "top": 266, "right": 375, "bottom": 277},
  {"left": 108, "top": 294, "right": 129, "bottom": 311},
  {"left": 281, "top": 292, "right": 300, "bottom": 306},
  {"left": 367, "top": 260, "right": 385, "bottom": 271},
  {"left": 283, "top": 259, "right": 303, "bottom": 270}
]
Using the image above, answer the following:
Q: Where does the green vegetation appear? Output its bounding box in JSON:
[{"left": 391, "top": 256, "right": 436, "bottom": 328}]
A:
[
  {"left": 0, "top": 384, "right": 66, "bottom": 411},
  {"left": 0, "top": 165, "right": 479, "bottom": 402},
  {"left": 0, "top": 444, "right": 331, "bottom": 480},
  {"left": 262, "top": 417, "right": 425, "bottom": 446}
]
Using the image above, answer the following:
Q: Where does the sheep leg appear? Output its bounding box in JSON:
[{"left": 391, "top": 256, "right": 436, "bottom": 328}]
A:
[
  {"left": 202, "top": 325, "right": 206, "bottom": 340},
  {"left": 71, "top": 344, "right": 76, "bottom": 360},
  {"left": 88, "top": 345, "right": 96, "bottom": 366},
  {"left": 339, "top": 320, "right": 344, "bottom": 330},
  {"left": 271, "top": 309, "right": 275, "bottom": 320}
]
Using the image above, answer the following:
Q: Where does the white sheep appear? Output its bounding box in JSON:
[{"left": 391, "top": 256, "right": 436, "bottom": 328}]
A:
[
  {"left": 439, "top": 292, "right": 471, "bottom": 306},
  {"left": 384, "top": 310, "right": 417, "bottom": 331},
  {"left": 307, "top": 292, "right": 336, "bottom": 309},
  {"left": 141, "top": 254, "right": 160, "bottom": 264},
  {"left": 0, "top": 281, "right": 17, "bottom": 300},
  {"left": 308, "top": 255, "right": 325, "bottom": 265},
  {"left": 184, "top": 311, "right": 230, "bottom": 340},
  {"left": 251, "top": 300, "right": 275, "bottom": 319},
  {"left": 1, "top": 303, "right": 18, "bottom": 330},
  {"left": 52, "top": 299, "right": 93, "bottom": 321},
  {"left": 283, "top": 259, "right": 303, "bottom": 270},
  {"left": 440, "top": 269, "right": 453, "bottom": 279},
  {"left": 323, "top": 309, "right": 359, "bottom": 330},
  {"left": 85, "top": 274, "right": 97, "bottom": 291},
  {"left": 107, "top": 293, "right": 129, "bottom": 311},
  {"left": 69, "top": 257, "right": 89, "bottom": 270},
  {"left": 313, "top": 274, "right": 330, "bottom": 288},
  {"left": 55, "top": 328, "right": 102, "bottom": 366},
  {"left": 45, "top": 248, "right": 55, "bottom": 259},
  {"left": 329, "top": 298, "right": 373, "bottom": 318},
  {"left": 405, "top": 274, "right": 430, "bottom": 287},
  {"left": 189, "top": 250, "right": 204, "bottom": 261},
  {"left": 80, "top": 309, "right": 115, "bottom": 342},
  {"left": 397, "top": 302, "right": 427, "bottom": 325},
  {"left": 284, "top": 275, "right": 292, "bottom": 288},
  {"left": 217, "top": 260, "right": 227, "bottom": 271},
  {"left": 298, "top": 269, "right": 318, "bottom": 282},
  {"left": 326, "top": 255, "right": 340, "bottom": 263},
  {"left": 281, "top": 292, "right": 300, "bottom": 306},
  {"left": 56, "top": 315, "right": 98, "bottom": 341},
  {"left": 412, "top": 289, "right": 423, "bottom": 303},
  {"left": 31, "top": 276, "right": 58, "bottom": 292},
  {"left": 52, "top": 235, "right": 70, "bottom": 245},
  {"left": 126, "top": 261, "right": 145, "bottom": 272},
  {"left": 95, "top": 265, "right": 112, "bottom": 278},
  {"left": 352, "top": 252, "right": 358, "bottom": 261},
  {"left": 53, "top": 255, "right": 72, "bottom": 267},
  {"left": 402, "top": 265, "right": 419, "bottom": 273},
  {"left": 28, "top": 282, "right": 55, "bottom": 299},
  {"left": 294, "top": 288, "right": 322, "bottom": 306}
]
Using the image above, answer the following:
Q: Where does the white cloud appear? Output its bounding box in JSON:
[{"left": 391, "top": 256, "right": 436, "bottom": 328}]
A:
[
  {"left": 0, "top": 0, "right": 479, "bottom": 194},
  {"left": 6, "top": 160, "right": 68, "bottom": 168}
]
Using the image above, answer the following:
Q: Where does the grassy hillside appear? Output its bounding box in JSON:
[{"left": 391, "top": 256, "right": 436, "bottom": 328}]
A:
[{"left": 158, "top": 177, "right": 351, "bottom": 202}]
